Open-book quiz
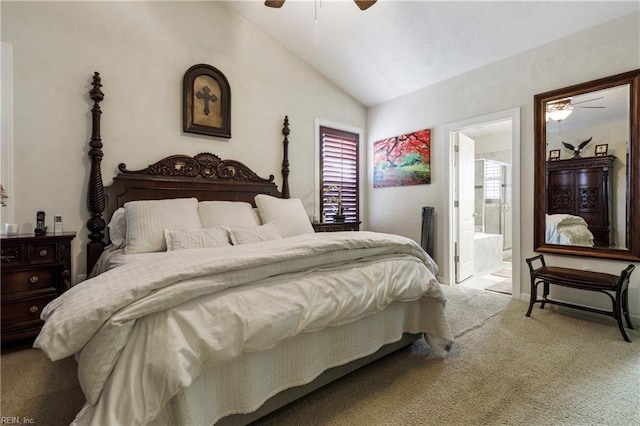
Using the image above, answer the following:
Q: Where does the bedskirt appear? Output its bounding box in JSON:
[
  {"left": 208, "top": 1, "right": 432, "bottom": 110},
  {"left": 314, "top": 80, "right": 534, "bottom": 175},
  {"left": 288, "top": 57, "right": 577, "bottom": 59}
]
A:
[{"left": 145, "top": 297, "right": 450, "bottom": 425}]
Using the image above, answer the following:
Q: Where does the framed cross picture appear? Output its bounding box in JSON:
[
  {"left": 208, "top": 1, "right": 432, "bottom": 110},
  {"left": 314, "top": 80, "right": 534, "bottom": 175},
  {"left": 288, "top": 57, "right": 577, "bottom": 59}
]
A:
[
  {"left": 183, "top": 64, "right": 231, "bottom": 138},
  {"left": 594, "top": 144, "right": 608, "bottom": 156},
  {"left": 548, "top": 149, "right": 561, "bottom": 161}
]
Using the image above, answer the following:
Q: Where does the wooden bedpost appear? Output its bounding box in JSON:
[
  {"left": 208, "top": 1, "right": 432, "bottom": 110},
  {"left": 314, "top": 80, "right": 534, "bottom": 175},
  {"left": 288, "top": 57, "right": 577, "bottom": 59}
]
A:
[
  {"left": 281, "top": 115, "right": 290, "bottom": 199},
  {"left": 87, "top": 72, "right": 106, "bottom": 274}
]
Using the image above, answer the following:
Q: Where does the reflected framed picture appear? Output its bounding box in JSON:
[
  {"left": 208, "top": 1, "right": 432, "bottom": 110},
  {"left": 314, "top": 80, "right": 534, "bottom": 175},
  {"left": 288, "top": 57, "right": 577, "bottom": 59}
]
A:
[
  {"left": 594, "top": 144, "right": 608, "bottom": 156},
  {"left": 183, "top": 64, "right": 231, "bottom": 138},
  {"left": 548, "top": 149, "right": 561, "bottom": 161}
]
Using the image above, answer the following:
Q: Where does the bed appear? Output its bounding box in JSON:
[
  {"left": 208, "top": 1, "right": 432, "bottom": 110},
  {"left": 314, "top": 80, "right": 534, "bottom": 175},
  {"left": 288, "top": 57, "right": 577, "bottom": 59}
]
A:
[
  {"left": 33, "top": 73, "right": 454, "bottom": 426},
  {"left": 545, "top": 213, "right": 595, "bottom": 246}
]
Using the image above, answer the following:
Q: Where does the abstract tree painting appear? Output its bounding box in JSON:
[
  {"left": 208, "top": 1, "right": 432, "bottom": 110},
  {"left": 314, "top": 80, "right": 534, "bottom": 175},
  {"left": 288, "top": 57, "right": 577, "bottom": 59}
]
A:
[{"left": 373, "top": 128, "right": 431, "bottom": 188}]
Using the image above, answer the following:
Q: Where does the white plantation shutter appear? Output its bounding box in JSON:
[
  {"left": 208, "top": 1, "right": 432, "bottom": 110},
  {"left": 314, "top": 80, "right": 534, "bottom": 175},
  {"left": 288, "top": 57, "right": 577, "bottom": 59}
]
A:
[
  {"left": 484, "top": 160, "right": 501, "bottom": 202},
  {"left": 320, "top": 126, "right": 359, "bottom": 222}
]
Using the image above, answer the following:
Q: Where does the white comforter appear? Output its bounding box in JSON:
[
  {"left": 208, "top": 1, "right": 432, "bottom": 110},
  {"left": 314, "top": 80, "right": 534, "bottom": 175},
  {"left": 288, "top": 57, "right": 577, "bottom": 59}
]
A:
[
  {"left": 545, "top": 214, "right": 595, "bottom": 246},
  {"left": 34, "top": 231, "right": 451, "bottom": 425}
]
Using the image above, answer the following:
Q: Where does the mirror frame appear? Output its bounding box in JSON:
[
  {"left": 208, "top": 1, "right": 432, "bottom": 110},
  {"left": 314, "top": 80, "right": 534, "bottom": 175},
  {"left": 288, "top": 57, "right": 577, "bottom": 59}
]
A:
[{"left": 534, "top": 69, "right": 640, "bottom": 261}]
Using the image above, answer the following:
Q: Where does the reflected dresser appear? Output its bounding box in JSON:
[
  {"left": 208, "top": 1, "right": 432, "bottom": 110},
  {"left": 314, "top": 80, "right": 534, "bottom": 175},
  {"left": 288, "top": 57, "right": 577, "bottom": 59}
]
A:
[{"left": 546, "top": 155, "right": 615, "bottom": 246}]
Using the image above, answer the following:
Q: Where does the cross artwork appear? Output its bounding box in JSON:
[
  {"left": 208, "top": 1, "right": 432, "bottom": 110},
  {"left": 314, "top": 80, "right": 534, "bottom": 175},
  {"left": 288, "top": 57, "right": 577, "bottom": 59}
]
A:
[{"left": 195, "top": 85, "right": 218, "bottom": 116}]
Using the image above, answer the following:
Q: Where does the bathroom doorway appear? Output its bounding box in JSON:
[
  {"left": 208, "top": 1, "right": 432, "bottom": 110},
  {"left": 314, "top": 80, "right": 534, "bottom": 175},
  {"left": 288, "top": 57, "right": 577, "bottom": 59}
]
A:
[{"left": 448, "top": 110, "right": 520, "bottom": 297}]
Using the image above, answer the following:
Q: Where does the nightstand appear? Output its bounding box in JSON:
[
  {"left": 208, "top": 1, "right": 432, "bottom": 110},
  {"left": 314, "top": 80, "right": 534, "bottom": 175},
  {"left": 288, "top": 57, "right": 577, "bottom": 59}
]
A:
[
  {"left": 312, "top": 221, "right": 361, "bottom": 232},
  {"left": 1, "top": 232, "right": 75, "bottom": 342}
]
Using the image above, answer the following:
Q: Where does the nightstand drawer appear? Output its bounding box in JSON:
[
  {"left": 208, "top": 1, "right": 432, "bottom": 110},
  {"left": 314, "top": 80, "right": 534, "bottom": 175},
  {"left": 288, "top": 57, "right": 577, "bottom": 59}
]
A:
[
  {"left": 1, "top": 232, "right": 75, "bottom": 342},
  {"left": 1, "top": 295, "right": 55, "bottom": 325},
  {"left": 28, "top": 242, "right": 57, "bottom": 265},
  {"left": 1, "top": 244, "right": 24, "bottom": 266},
  {"left": 1, "top": 269, "right": 56, "bottom": 295}
]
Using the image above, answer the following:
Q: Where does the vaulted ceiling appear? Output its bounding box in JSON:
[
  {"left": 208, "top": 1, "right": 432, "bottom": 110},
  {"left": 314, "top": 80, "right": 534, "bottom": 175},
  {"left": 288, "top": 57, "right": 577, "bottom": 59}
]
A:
[{"left": 225, "top": 1, "right": 639, "bottom": 107}]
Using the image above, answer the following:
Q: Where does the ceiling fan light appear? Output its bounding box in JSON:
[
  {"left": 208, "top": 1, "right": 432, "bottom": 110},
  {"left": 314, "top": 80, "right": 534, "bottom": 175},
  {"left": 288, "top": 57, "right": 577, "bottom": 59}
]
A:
[
  {"left": 547, "top": 109, "right": 573, "bottom": 122},
  {"left": 354, "top": 1, "right": 377, "bottom": 11},
  {"left": 264, "top": 0, "right": 285, "bottom": 8}
]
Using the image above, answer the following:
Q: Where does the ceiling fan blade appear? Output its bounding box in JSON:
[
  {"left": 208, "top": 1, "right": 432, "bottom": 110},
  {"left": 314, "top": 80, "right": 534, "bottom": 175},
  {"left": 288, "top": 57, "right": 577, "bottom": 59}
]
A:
[
  {"left": 571, "top": 96, "right": 604, "bottom": 106},
  {"left": 265, "top": 0, "right": 286, "bottom": 8},
  {"left": 354, "top": 0, "right": 377, "bottom": 11}
]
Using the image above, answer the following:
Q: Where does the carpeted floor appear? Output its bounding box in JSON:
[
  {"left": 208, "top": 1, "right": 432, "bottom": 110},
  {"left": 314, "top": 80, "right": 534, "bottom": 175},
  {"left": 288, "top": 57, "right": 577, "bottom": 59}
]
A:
[
  {"left": 254, "top": 286, "right": 639, "bottom": 425},
  {"left": 1, "top": 285, "right": 638, "bottom": 425}
]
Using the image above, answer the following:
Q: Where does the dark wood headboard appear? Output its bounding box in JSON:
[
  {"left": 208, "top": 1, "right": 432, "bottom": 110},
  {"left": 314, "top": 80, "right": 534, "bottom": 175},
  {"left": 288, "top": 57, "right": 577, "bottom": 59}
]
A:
[{"left": 86, "top": 72, "right": 291, "bottom": 273}]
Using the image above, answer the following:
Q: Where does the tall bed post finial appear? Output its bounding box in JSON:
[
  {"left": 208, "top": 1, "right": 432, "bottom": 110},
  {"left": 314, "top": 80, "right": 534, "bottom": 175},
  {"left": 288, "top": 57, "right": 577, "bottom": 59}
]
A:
[
  {"left": 281, "top": 115, "right": 290, "bottom": 199},
  {"left": 87, "top": 72, "right": 106, "bottom": 274}
]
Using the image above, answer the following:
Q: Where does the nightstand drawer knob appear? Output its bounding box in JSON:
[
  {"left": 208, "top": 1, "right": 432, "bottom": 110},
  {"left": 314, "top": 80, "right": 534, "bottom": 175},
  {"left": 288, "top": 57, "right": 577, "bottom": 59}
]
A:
[
  {"left": 29, "top": 275, "right": 39, "bottom": 284},
  {"left": 39, "top": 249, "right": 48, "bottom": 257},
  {"left": 29, "top": 305, "right": 39, "bottom": 313}
]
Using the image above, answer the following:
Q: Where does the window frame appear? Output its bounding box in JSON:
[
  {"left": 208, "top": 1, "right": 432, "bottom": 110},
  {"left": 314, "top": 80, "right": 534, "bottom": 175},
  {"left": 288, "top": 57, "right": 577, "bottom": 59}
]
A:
[{"left": 316, "top": 122, "right": 362, "bottom": 224}]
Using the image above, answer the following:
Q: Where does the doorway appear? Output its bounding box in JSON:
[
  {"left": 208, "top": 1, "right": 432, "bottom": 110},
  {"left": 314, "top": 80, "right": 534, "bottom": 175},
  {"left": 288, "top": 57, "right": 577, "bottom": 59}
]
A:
[{"left": 445, "top": 109, "right": 521, "bottom": 299}]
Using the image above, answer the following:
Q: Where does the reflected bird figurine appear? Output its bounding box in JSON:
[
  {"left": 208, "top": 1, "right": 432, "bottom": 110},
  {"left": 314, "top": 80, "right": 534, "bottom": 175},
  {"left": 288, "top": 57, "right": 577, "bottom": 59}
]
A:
[{"left": 562, "top": 137, "right": 592, "bottom": 158}]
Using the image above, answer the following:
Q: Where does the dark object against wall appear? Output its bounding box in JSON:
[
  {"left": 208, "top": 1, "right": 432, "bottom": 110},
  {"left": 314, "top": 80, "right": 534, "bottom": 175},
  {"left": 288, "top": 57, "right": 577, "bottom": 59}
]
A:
[{"left": 421, "top": 206, "right": 435, "bottom": 260}]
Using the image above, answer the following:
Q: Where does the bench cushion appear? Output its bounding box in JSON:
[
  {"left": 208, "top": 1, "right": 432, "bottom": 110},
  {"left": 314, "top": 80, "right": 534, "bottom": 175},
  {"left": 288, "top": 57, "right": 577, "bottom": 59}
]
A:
[{"left": 534, "top": 266, "right": 619, "bottom": 289}]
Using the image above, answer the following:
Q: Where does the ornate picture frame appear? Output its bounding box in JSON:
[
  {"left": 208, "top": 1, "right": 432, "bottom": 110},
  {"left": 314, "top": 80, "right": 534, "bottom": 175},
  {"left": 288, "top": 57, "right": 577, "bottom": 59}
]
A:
[
  {"left": 594, "top": 143, "right": 608, "bottom": 156},
  {"left": 183, "top": 64, "right": 231, "bottom": 138},
  {"left": 548, "top": 149, "right": 560, "bottom": 161}
]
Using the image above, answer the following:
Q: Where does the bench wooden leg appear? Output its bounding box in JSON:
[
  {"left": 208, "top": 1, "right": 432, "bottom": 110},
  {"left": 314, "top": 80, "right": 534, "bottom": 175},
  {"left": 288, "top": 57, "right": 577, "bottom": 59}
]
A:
[
  {"left": 622, "top": 288, "right": 634, "bottom": 330},
  {"left": 616, "top": 316, "right": 631, "bottom": 343},
  {"left": 540, "top": 281, "right": 549, "bottom": 310},
  {"left": 526, "top": 278, "right": 538, "bottom": 317},
  {"left": 613, "top": 289, "right": 633, "bottom": 342}
]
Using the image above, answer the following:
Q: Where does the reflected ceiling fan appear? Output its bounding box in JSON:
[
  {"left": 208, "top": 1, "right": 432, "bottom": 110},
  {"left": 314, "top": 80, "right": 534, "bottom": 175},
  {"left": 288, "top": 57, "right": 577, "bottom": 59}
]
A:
[
  {"left": 546, "top": 96, "right": 605, "bottom": 121},
  {"left": 265, "top": 0, "right": 377, "bottom": 11}
]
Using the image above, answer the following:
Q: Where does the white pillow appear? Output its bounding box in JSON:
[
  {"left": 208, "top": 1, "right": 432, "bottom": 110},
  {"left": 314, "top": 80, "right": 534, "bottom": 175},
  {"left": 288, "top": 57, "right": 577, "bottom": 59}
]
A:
[
  {"left": 252, "top": 208, "right": 263, "bottom": 225},
  {"left": 198, "top": 201, "right": 261, "bottom": 228},
  {"left": 254, "top": 194, "right": 314, "bottom": 238},
  {"left": 164, "top": 227, "right": 230, "bottom": 251},
  {"left": 124, "top": 198, "right": 201, "bottom": 254},
  {"left": 228, "top": 222, "right": 282, "bottom": 245},
  {"left": 107, "top": 207, "right": 127, "bottom": 248}
]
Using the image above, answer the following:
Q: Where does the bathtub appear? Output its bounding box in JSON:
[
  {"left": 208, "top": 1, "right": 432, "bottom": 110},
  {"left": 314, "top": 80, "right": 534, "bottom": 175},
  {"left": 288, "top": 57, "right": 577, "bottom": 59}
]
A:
[{"left": 474, "top": 232, "right": 503, "bottom": 273}]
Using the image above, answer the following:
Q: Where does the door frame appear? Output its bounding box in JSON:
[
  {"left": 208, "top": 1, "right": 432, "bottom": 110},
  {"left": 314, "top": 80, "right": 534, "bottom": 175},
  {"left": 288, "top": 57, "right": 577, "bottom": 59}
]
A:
[{"left": 443, "top": 108, "right": 522, "bottom": 299}]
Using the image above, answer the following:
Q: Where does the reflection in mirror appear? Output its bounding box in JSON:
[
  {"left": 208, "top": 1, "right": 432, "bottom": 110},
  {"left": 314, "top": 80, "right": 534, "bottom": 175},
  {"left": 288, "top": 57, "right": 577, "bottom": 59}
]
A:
[
  {"left": 545, "top": 84, "right": 629, "bottom": 249},
  {"left": 534, "top": 69, "right": 640, "bottom": 261}
]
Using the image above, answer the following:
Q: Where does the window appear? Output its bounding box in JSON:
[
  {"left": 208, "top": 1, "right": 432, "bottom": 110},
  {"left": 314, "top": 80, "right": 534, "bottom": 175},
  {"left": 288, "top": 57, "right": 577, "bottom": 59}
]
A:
[
  {"left": 319, "top": 126, "right": 359, "bottom": 223},
  {"left": 484, "top": 160, "right": 502, "bottom": 202}
]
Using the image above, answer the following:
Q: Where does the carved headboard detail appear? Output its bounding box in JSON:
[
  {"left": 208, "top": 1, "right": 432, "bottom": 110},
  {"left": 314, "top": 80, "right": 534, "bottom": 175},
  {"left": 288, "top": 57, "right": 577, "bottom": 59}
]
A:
[
  {"left": 118, "top": 152, "right": 276, "bottom": 183},
  {"left": 86, "top": 72, "right": 291, "bottom": 274}
]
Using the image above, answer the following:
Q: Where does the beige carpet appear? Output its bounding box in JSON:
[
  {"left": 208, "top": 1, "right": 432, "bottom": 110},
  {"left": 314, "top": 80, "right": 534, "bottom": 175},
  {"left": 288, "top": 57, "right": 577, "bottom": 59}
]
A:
[{"left": 2, "top": 286, "right": 638, "bottom": 426}]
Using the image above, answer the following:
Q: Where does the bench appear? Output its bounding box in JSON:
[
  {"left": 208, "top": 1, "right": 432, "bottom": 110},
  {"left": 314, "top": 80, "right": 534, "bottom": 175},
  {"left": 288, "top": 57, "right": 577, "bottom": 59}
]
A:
[{"left": 525, "top": 254, "right": 635, "bottom": 342}]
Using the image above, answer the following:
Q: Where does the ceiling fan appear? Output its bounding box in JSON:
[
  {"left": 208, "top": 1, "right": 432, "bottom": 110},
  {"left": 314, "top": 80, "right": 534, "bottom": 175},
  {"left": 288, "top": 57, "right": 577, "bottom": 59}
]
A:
[
  {"left": 265, "top": 1, "right": 377, "bottom": 11},
  {"left": 546, "top": 96, "right": 605, "bottom": 121}
]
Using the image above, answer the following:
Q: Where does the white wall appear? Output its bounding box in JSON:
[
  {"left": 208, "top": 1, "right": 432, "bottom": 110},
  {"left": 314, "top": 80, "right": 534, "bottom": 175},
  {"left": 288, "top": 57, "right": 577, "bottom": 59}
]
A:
[
  {"left": 367, "top": 13, "right": 640, "bottom": 315},
  {"left": 1, "top": 1, "right": 366, "bottom": 279},
  {"left": 473, "top": 130, "right": 512, "bottom": 157}
]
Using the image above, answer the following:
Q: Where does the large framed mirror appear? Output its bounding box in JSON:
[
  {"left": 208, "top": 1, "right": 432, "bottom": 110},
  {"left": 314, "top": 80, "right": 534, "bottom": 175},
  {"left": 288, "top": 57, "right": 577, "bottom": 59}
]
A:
[{"left": 534, "top": 69, "right": 640, "bottom": 261}]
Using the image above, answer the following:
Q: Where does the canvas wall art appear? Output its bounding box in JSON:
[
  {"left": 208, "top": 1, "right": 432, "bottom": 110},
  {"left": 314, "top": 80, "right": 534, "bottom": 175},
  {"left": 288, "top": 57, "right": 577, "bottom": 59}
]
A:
[{"left": 373, "top": 128, "right": 431, "bottom": 188}]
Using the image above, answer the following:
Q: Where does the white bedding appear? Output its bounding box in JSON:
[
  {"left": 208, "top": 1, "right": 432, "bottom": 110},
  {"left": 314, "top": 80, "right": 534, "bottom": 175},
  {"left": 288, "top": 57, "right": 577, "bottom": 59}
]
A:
[
  {"left": 34, "top": 231, "right": 453, "bottom": 426},
  {"left": 545, "top": 214, "right": 595, "bottom": 246}
]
